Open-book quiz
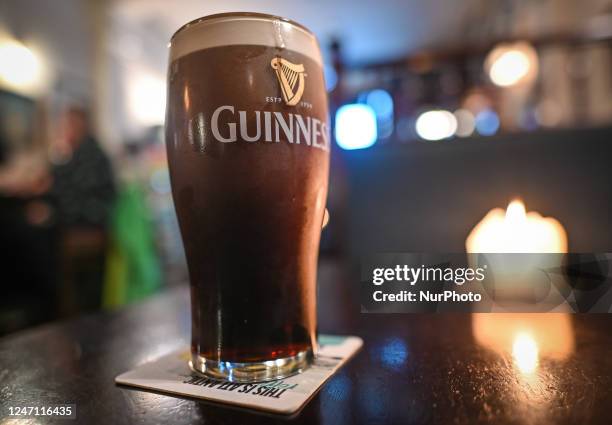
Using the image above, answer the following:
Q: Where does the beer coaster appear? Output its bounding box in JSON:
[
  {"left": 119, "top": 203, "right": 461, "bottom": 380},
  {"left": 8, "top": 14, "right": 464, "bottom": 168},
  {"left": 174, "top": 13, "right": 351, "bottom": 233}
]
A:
[{"left": 115, "top": 335, "right": 363, "bottom": 415}]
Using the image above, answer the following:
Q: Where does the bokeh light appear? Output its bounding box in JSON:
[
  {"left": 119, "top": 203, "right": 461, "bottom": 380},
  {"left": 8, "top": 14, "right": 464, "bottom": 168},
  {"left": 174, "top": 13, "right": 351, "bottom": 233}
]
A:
[
  {"left": 415, "top": 109, "right": 457, "bottom": 141},
  {"left": 355, "top": 89, "right": 395, "bottom": 139},
  {"left": 380, "top": 338, "right": 408, "bottom": 371},
  {"left": 475, "top": 109, "right": 500, "bottom": 136},
  {"left": 0, "top": 39, "right": 41, "bottom": 90},
  {"left": 335, "top": 104, "right": 378, "bottom": 150},
  {"left": 485, "top": 42, "right": 538, "bottom": 87},
  {"left": 366, "top": 89, "right": 394, "bottom": 119},
  {"left": 454, "top": 109, "right": 476, "bottom": 137},
  {"left": 129, "top": 73, "right": 167, "bottom": 126}
]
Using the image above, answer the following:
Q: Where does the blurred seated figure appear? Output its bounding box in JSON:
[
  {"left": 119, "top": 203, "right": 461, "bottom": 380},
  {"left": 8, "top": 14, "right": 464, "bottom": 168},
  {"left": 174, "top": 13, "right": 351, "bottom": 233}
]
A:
[{"left": 50, "top": 107, "right": 116, "bottom": 316}]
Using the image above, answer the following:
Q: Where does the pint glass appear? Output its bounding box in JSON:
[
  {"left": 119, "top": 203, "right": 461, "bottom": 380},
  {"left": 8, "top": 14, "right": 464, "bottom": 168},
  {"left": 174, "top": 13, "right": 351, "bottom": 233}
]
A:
[{"left": 165, "top": 13, "right": 330, "bottom": 382}]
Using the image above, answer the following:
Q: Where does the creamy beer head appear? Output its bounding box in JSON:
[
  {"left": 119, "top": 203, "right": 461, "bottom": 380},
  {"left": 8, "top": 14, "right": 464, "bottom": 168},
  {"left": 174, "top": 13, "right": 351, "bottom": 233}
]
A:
[
  {"left": 170, "top": 12, "right": 323, "bottom": 66},
  {"left": 165, "top": 13, "right": 329, "bottom": 383}
]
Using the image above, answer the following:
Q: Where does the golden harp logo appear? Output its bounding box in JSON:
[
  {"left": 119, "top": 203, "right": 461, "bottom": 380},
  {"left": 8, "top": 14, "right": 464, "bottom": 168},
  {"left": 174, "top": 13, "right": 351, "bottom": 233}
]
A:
[{"left": 271, "top": 57, "right": 306, "bottom": 106}]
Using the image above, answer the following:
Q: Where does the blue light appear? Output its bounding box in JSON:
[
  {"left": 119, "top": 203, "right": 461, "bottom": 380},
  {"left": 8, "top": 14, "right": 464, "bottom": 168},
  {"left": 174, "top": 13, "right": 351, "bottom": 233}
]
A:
[
  {"left": 475, "top": 109, "right": 500, "bottom": 136},
  {"left": 323, "top": 63, "right": 338, "bottom": 92},
  {"left": 379, "top": 338, "right": 408, "bottom": 371},
  {"left": 335, "top": 104, "right": 377, "bottom": 150},
  {"left": 366, "top": 89, "right": 394, "bottom": 119}
]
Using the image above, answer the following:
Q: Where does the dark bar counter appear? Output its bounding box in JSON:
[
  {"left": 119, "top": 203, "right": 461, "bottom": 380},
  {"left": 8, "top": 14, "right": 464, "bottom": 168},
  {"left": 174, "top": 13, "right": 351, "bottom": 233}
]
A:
[{"left": 1, "top": 260, "right": 611, "bottom": 424}]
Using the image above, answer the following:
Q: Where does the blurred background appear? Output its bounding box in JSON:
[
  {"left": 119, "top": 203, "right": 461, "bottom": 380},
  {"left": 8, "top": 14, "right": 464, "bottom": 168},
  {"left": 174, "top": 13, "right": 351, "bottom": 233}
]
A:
[{"left": 0, "top": 0, "right": 611, "bottom": 335}]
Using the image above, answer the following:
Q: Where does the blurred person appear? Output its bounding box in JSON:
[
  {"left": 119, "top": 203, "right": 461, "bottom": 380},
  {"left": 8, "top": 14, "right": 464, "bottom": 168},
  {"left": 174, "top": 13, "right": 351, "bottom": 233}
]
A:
[{"left": 50, "top": 107, "right": 116, "bottom": 315}]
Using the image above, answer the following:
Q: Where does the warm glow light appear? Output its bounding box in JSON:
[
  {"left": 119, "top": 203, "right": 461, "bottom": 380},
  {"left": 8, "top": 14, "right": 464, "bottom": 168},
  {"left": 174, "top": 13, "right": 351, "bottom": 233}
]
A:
[
  {"left": 129, "top": 73, "right": 167, "bottom": 126},
  {"left": 454, "top": 109, "right": 475, "bottom": 137},
  {"left": 466, "top": 200, "right": 567, "bottom": 253},
  {"left": 486, "top": 42, "right": 538, "bottom": 87},
  {"left": 472, "top": 313, "right": 575, "bottom": 404},
  {"left": 512, "top": 332, "right": 539, "bottom": 374},
  {"left": 490, "top": 51, "right": 530, "bottom": 86},
  {"left": 415, "top": 110, "right": 457, "bottom": 141},
  {"left": 472, "top": 314, "right": 574, "bottom": 362},
  {"left": 0, "top": 39, "right": 41, "bottom": 90},
  {"left": 505, "top": 199, "right": 526, "bottom": 228}
]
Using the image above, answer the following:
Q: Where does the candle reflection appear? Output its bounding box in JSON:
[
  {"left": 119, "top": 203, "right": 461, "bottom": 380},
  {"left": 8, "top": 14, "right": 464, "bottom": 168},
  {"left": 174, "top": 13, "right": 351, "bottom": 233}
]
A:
[
  {"left": 512, "top": 332, "right": 539, "bottom": 374},
  {"left": 472, "top": 313, "right": 574, "bottom": 363},
  {"left": 472, "top": 313, "right": 575, "bottom": 417}
]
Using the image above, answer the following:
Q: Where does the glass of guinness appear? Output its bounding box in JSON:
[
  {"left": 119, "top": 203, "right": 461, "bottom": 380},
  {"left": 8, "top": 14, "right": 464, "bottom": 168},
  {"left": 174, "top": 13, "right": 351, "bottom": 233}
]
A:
[{"left": 166, "top": 13, "right": 330, "bottom": 382}]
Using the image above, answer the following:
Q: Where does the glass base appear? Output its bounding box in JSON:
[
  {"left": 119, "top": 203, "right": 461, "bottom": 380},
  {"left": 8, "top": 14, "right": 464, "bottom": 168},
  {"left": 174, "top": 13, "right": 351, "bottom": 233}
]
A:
[{"left": 189, "top": 349, "right": 313, "bottom": 383}]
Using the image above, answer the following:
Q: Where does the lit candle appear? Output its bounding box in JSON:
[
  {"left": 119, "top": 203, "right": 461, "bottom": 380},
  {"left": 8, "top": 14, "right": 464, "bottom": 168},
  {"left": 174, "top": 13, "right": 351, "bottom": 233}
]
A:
[
  {"left": 466, "top": 200, "right": 568, "bottom": 308},
  {"left": 466, "top": 199, "right": 567, "bottom": 253},
  {"left": 469, "top": 201, "right": 573, "bottom": 378}
]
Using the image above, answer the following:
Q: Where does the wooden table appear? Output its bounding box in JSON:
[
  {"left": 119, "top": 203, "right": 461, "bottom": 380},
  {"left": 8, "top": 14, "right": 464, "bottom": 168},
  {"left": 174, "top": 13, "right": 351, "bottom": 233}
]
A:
[{"left": 1, "top": 260, "right": 611, "bottom": 424}]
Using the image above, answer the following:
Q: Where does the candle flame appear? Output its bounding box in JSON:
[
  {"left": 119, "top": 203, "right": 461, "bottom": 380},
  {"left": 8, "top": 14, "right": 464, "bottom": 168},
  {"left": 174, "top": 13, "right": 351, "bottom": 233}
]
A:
[{"left": 505, "top": 199, "right": 526, "bottom": 224}]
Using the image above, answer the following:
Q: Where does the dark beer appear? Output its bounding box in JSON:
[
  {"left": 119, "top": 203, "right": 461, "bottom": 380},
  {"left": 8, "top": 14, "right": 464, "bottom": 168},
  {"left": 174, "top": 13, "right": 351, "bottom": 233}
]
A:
[{"left": 165, "top": 13, "right": 330, "bottom": 382}]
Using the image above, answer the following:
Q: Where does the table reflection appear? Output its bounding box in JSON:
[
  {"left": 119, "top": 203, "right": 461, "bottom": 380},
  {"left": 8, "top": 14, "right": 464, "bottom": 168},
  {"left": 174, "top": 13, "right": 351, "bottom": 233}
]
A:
[
  {"left": 472, "top": 313, "right": 576, "bottom": 421},
  {"left": 378, "top": 337, "right": 409, "bottom": 372},
  {"left": 472, "top": 313, "right": 574, "bottom": 367},
  {"left": 512, "top": 332, "right": 539, "bottom": 374}
]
